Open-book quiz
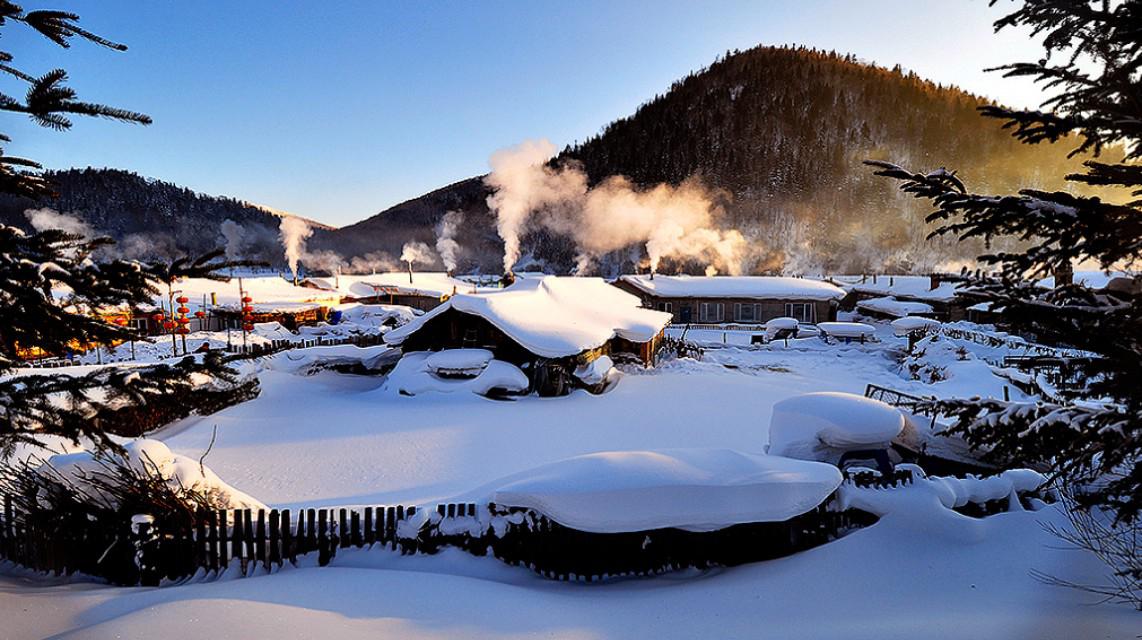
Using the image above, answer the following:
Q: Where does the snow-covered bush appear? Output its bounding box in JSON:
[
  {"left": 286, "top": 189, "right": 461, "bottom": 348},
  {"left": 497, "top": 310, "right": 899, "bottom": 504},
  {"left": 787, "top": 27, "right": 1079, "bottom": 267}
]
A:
[
  {"left": 383, "top": 351, "right": 529, "bottom": 397},
  {"left": 768, "top": 392, "right": 905, "bottom": 463}
]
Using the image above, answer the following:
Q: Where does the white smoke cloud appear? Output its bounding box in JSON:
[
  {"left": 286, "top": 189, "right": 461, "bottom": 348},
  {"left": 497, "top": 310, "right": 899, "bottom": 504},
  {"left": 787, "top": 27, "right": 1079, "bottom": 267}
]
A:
[
  {"left": 25, "top": 207, "right": 94, "bottom": 238},
  {"left": 483, "top": 139, "right": 747, "bottom": 275},
  {"left": 400, "top": 240, "right": 436, "bottom": 268},
  {"left": 435, "top": 211, "right": 464, "bottom": 272},
  {"left": 485, "top": 139, "right": 587, "bottom": 273},
  {"left": 278, "top": 216, "right": 313, "bottom": 279},
  {"left": 219, "top": 219, "right": 247, "bottom": 259},
  {"left": 347, "top": 251, "right": 398, "bottom": 274}
]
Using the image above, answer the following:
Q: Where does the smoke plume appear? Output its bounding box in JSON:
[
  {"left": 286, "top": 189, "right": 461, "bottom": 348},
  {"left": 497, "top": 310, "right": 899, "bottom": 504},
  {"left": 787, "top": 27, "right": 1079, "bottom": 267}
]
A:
[
  {"left": 278, "top": 216, "right": 313, "bottom": 279},
  {"left": 400, "top": 241, "right": 436, "bottom": 268},
  {"left": 483, "top": 139, "right": 747, "bottom": 275},
  {"left": 435, "top": 211, "right": 464, "bottom": 272},
  {"left": 25, "top": 208, "right": 94, "bottom": 238},
  {"left": 219, "top": 219, "right": 247, "bottom": 259}
]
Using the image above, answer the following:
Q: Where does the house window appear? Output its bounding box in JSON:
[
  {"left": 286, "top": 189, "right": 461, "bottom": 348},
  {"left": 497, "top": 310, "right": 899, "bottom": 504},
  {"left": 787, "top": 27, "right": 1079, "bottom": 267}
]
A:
[
  {"left": 656, "top": 301, "right": 673, "bottom": 314},
  {"left": 785, "top": 302, "right": 816, "bottom": 323},
  {"left": 734, "top": 303, "right": 760, "bottom": 322},
  {"left": 699, "top": 302, "right": 724, "bottom": 323},
  {"left": 131, "top": 318, "right": 148, "bottom": 332}
]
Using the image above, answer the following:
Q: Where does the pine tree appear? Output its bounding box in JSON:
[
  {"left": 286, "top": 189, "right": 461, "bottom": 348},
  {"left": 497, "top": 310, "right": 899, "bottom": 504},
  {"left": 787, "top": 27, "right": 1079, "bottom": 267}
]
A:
[
  {"left": 0, "top": 4, "right": 257, "bottom": 454},
  {"left": 868, "top": 1, "right": 1140, "bottom": 523}
]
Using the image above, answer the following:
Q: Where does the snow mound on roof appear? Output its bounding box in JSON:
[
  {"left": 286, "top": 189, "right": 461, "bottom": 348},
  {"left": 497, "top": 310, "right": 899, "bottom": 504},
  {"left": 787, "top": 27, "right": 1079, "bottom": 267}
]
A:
[
  {"left": 891, "top": 316, "right": 941, "bottom": 336},
  {"left": 386, "top": 277, "right": 671, "bottom": 358},
  {"left": 619, "top": 275, "right": 845, "bottom": 301},
  {"left": 424, "top": 349, "right": 493, "bottom": 376},
  {"left": 307, "top": 272, "right": 476, "bottom": 299},
  {"left": 765, "top": 317, "right": 799, "bottom": 339},
  {"left": 492, "top": 449, "right": 843, "bottom": 533},
  {"left": 857, "top": 296, "right": 934, "bottom": 318},
  {"left": 769, "top": 392, "right": 905, "bottom": 461},
  {"left": 383, "top": 351, "right": 528, "bottom": 396},
  {"left": 252, "top": 321, "right": 294, "bottom": 341},
  {"left": 817, "top": 322, "right": 876, "bottom": 339},
  {"left": 154, "top": 275, "right": 338, "bottom": 314},
  {"left": 40, "top": 440, "right": 264, "bottom": 511}
]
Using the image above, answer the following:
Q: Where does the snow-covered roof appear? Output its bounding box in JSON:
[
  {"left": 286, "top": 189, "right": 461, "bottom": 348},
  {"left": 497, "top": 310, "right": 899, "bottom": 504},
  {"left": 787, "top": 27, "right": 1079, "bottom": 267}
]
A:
[
  {"left": 829, "top": 275, "right": 963, "bottom": 301},
  {"left": 154, "top": 276, "right": 339, "bottom": 314},
  {"left": 769, "top": 392, "right": 905, "bottom": 461},
  {"left": 1036, "top": 270, "right": 1135, "bottom": 290},
  {"left": 385, "top": 276, "right": 672, "bottom": 358},
  {"left": 305, "top": 272, "right": 477, "bottom": 299},
  {"left": 856, "top": 296, "right": 935, "bottom": 318},
  {"left": 618, "top": 275, "right": 845, "bottom": 301},
  {"left": 491, "top": 449, "right": 844, "bottom": 533}
]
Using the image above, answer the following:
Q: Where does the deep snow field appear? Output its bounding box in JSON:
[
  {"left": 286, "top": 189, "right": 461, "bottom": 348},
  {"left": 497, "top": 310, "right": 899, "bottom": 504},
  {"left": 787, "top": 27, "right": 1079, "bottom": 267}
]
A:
[{"left": 2, "top": 318, "right": 1137, "bottom": 639}]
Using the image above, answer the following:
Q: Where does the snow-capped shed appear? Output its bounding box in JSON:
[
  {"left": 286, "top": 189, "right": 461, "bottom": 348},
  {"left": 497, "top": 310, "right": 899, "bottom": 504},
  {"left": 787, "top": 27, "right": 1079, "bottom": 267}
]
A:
[
  {"left": 613, "top": 275, "right": 845, "bottom": 325},
  {"left": 384, "top": 276, "right": 671, "bottom": 395},
  {"left": 302, "top": 272, "right": 475, "bottom": 311}
]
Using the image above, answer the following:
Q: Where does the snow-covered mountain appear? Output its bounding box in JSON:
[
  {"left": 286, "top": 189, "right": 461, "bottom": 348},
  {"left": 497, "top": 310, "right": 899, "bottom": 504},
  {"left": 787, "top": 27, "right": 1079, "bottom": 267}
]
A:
[{"left": 0, "top": 46, "right": 1099, "bottom": 272}]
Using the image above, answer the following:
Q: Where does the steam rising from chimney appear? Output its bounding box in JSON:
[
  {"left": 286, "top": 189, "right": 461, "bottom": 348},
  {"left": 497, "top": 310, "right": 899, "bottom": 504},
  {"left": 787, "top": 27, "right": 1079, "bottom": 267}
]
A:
[
  {"left": 435, "top": 211, "right": 464, "bottom": 272},
  {"left": 219, "top": 219, "right": 247, "bottom": 259},
  {"left": 483, "top": 139, "right": 747, "bottom": 276},
  {"left": 279, "top": 216, "right": 313, "bottom": 280},
  {"left": 400, "top": 241, "right": 435, "bottom": 268},
  {"left": 25, "top": 207, "right": 93, "bottom": 238}
]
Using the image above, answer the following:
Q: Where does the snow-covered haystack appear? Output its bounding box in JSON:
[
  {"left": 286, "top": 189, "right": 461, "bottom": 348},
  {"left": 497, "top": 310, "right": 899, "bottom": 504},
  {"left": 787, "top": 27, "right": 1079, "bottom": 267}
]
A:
[
  {"left": 768, "top": 392, "right": 905, "bottom": 462},
  {"left": 491, "top": 449, "right": 843, "bottom": 533},
  {"left": 39, "top": 440, "right": 264, "bottom": 511},
  {"left": 384, "top": 351, "right": 529, "bottom": 397}
]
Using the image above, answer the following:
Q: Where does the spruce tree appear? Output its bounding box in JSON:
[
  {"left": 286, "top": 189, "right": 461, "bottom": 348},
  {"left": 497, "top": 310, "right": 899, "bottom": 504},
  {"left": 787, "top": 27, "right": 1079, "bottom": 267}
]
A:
[
  {"left": 0, "top": 4, "right": 256, "bottom": 454},
  {"left": 867, "top": 1, "right": 1140, "bottom": 523}
]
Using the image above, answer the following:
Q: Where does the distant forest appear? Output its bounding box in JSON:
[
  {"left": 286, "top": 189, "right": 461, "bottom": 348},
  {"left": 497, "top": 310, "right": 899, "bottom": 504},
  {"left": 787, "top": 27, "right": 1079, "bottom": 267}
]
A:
[{"left": 2, "top": 46, "right": 1109, "bottom": 274}]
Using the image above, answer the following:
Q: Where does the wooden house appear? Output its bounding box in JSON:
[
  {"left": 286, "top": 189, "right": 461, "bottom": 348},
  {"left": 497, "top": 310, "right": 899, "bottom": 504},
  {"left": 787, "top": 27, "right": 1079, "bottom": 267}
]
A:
[
  {"left": 384, "top": 276, "right": 671, "bottom": 396},
  {"left": 613, "top": 275, "right": 845, "bottom": 325},
  {"left": 303, "top": 272, "right": 475, "bottom": 311}
]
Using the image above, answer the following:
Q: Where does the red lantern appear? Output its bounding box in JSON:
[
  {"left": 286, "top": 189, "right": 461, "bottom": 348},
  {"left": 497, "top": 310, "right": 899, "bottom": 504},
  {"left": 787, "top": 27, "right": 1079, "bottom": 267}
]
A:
[
  {"left": 176, "top": 327, "right": 189, "bottom": 335},
  {"left": 176, "top": 296, "right": 189, "bottom": 304},
  {"left": 177, "top": 306, "right": 189, "bottom": 315},
  {"left": 242, "top": 323, "right": 254, "bottom": 332},
  {"left": 242, "top": 305, "right": 254, "bottom": 314},
  {"left": 176, "top": 317, "right": 189, "bottom": 325},
  {"left": 162, "top": 321, "right": 176, "bottom": 331},
  {"left": 194, "top": 310, "right": 205, "bottom": 319},
  {"left": 152, "top": 313, "right": 165, "bottom": 323},
  {"left": 241, "top": 296, "right": 252, "bottom": 304}
]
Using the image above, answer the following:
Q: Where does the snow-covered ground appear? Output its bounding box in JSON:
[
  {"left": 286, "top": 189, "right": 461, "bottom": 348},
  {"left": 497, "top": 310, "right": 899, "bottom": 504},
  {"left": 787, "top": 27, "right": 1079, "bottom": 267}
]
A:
[{"left": 3, "top": 314, "right": 1136, "bottom": 638}]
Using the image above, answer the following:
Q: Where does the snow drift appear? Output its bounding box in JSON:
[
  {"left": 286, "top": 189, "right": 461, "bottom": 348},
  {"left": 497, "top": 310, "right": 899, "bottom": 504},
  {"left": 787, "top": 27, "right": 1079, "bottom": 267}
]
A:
[{"left": 491, "top": 448, "right": 843, "bottom": 533}]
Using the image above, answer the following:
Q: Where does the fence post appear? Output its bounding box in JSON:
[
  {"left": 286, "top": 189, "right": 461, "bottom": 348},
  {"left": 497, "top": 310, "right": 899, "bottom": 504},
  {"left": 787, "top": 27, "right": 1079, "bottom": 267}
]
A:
[
  {"left": 317, "top": 510, "right": 330, "bottom": 566},
  {"left": 255, "top": 510, "right": 267, "bottom": 570},
  {"left": 231, "top": 509, "right": 245, "bottom": 574},
  {"left": 243, "top": 509, "right": 255, "bottom": 573},
  {"left": 306, "top": 509, "right": 317, "bottom": 554},
  {"left": 195, "top": 509, "right": 208, "bottom": 572},
  {"left": 268, "top": 510, "right": 280, "bottom": 570},
  {"left": 219, "top": 509, "right": 229, "bottom": 571},
  {"left": 208, "top": 510, "right": 219, "bottom": 573},
  {"left": 338, "top": 509, "right": 349, "bottom": 549},
  {"left": 350, "top": 510, "right": 362, "bottom": 547},
  {"left": 280, "top": 509, "right": 293, "bottom": 565},
  {"left": 363, "top": 507, "right": 375, "bottom": 546}
]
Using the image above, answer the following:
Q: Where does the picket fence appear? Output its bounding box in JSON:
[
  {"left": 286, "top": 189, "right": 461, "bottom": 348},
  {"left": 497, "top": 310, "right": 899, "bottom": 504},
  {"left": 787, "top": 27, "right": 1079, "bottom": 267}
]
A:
[{"left": 0, "top": 468, "right": 1041, "bottom": 587}]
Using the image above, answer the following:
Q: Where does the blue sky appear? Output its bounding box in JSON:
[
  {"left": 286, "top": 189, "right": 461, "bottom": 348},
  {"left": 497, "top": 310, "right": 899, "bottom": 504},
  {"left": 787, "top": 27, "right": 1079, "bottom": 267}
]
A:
[{"left": 6, "top": 1, "right": 1045, "bottom": 227}]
